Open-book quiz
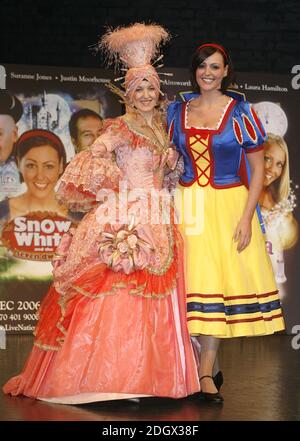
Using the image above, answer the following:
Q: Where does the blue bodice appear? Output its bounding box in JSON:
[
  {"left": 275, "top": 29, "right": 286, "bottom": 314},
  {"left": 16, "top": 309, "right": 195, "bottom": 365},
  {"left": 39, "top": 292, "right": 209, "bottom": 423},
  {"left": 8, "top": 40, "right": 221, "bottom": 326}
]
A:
[{"left": 167, "top": 91, "right": 266, "bottom": 188}]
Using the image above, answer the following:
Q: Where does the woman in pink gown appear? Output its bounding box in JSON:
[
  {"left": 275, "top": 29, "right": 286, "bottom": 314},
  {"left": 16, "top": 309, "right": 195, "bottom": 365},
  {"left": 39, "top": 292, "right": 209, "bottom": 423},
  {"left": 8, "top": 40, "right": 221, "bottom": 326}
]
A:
[{"left": 3, "top": 23, "right": 199, "bottom": 404}]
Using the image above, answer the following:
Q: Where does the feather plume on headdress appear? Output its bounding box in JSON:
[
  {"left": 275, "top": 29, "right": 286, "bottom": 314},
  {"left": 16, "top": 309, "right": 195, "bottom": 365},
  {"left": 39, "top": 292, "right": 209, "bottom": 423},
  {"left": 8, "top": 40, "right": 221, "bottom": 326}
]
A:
[{"left": 99, "top": 23, "right": 170, "bottom": 101}]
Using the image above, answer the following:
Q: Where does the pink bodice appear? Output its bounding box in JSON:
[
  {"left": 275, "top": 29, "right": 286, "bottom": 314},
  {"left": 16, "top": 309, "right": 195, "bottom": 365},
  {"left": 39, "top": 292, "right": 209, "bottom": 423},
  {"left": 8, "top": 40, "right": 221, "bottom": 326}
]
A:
[{"left": 53, "top": 115, "right": 180, "bottom": 295}]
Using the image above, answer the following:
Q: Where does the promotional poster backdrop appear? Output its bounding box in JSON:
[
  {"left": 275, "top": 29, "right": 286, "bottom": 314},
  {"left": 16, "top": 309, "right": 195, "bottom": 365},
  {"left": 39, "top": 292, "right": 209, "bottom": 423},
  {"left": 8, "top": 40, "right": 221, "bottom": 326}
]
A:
[
  {"left": 0, "top": 64, "right": 121, "bottom": 332},
  {"left": 0, "top": 64, "right": 299, "bottom": 333}
]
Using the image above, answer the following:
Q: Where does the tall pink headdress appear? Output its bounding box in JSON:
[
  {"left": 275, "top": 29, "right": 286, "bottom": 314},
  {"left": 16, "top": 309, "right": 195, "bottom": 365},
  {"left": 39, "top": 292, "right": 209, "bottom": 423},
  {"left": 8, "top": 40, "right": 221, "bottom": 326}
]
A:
[{"left": 100, "top": 23, "right": 170, "bottom": 102}]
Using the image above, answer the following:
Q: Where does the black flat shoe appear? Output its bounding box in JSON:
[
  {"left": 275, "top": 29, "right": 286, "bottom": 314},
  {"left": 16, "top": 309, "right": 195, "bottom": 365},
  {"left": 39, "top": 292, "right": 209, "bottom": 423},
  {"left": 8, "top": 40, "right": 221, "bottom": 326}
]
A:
[
  {"left": 199, "top": 390, "right": 224, "bottom": 403},
  {"left": 199, "top": 375, "right": 224, "bottom": 403},
  {"left": 213, "top": 370, "right": 224, "bottom": 391}
]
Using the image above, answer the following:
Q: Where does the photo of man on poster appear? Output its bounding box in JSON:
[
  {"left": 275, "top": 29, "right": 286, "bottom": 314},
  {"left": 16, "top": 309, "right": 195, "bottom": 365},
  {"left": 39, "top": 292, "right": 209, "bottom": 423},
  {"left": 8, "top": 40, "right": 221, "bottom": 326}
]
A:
[
  {"left": 69, "top": 108, "right": 103, "bottom": 153},
  {"left": 0, "top": 90, "right": 23, "bottom": 200}
]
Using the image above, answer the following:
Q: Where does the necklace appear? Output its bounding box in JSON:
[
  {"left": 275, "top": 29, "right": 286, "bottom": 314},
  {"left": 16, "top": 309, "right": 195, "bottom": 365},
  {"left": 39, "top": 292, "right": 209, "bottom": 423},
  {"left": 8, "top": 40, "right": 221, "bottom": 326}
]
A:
[{"left": 122, "top": 110, "right": 169, "bottom": 154}]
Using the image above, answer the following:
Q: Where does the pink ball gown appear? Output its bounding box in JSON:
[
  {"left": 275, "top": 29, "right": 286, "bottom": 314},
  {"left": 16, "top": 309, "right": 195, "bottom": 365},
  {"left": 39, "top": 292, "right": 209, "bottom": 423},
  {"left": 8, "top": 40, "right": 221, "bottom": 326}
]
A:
[{"left": 3, "top": 111, "right": 200, "bottom": 404}]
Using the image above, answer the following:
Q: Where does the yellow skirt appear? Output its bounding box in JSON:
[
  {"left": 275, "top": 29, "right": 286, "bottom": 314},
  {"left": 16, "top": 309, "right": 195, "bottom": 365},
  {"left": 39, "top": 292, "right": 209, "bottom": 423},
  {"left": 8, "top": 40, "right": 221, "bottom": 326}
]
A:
[{"left": 176, "top": 183, "right": 285, "bottom": 338}]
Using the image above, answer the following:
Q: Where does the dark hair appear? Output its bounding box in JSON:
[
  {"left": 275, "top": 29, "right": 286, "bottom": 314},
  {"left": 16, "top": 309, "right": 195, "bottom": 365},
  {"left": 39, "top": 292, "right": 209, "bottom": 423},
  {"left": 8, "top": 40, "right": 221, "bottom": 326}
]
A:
[
  {"left": 0, "top": 90, "right": 23, "bottom": 122},
  {"left": 190, "top": 44, "right": 235, "bottom": 93},
  {"left": 69, "top": 108, "right": 103, "bottom": 141},
  {"left": 15, "top": 129, "right": 67, "bottom": 182}
]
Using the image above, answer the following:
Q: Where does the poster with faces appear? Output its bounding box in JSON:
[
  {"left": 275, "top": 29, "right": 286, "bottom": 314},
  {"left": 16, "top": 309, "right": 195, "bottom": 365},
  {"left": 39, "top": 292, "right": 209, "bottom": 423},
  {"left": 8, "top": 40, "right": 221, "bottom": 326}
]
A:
[{"left": 0, "top": 63, "right": 121, "bottom": 333}]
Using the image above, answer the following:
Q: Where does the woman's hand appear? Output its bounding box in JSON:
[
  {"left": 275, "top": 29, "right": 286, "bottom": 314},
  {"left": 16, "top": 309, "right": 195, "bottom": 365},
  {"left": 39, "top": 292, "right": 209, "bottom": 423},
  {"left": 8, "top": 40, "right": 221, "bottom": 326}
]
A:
[
  {"left": 233, "top": 216, "right": 252, "bottom": 253},
  {"left": 166, "top": 147, "right": 178, "bottom": 169},
  {"left": 152, "top": 147, "right": 179, "bottom": 172},
  {"left": 92, "top": 140, "right": 108, "bottom": 156}
]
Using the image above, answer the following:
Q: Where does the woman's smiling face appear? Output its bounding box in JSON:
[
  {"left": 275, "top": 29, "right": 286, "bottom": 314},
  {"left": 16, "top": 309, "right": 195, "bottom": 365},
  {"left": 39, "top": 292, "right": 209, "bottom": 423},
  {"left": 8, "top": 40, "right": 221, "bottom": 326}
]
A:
[
  {"left": 195, "top": 51, "right": 228, "bottom": 92},
  {"left": 131, "top": 80, "right": 159, "bottom": 114},
  {"left": 19, "top": 145, "right": 63, "bottom": 199},
  {"left": 263, "top": 143, "right": 286, "bottom": 187}
]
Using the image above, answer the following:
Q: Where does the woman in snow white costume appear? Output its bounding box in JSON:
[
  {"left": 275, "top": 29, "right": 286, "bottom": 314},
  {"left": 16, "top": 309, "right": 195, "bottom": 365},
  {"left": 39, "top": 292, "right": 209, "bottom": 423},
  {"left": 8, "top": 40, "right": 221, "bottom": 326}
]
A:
[{"left": 167, "top": 43, "right": 285, "bottom": 402}]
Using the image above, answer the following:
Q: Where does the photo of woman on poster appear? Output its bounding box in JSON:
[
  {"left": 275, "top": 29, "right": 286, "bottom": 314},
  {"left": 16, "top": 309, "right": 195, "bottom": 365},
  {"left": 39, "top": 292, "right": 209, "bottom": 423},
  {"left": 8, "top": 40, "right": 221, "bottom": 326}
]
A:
[
  {"left": 0, "top": 128, "right": 72, "bottom": 289},
  {"left": 0, "top": 129, "right": 67, "bottom": 222},
  {"left": 259, "top": 133, "right": 298, "bottom": 295}
]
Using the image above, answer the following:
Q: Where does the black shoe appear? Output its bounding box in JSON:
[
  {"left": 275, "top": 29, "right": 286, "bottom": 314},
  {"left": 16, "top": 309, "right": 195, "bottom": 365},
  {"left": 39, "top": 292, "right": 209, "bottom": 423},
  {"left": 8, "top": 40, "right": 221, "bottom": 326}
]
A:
[
  {"left": 213, "top": 371, "right": 224, "bottom": 391},
  {"left": 199, "top": 375, "right": 224, "bottom": 403},
  {"left": 200, "top": 390, "right": 224, "bottom": 403}
]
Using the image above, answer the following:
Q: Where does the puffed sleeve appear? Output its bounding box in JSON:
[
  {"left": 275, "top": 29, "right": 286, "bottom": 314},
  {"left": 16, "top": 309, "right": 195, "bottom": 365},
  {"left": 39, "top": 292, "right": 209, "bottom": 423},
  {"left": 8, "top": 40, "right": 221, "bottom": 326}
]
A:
[
  {"left": 56, "top": 119, "right": 123, "bottom": 212},
  {"left": 234, "top": 101, "right": 267, "bottom": 153}
]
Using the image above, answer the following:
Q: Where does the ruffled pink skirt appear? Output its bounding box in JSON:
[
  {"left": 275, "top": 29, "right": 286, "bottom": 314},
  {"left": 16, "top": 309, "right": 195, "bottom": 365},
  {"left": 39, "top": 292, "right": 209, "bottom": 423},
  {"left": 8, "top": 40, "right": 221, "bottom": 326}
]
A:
[{"left": 3, "top": 233, "right": 199, "bottom": 404}]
